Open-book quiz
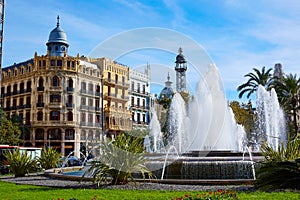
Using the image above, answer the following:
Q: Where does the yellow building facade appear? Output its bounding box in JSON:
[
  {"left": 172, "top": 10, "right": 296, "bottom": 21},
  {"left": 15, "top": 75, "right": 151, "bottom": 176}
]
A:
[{"left": 93, "top": 58, "right": 132, "bottom": 137}]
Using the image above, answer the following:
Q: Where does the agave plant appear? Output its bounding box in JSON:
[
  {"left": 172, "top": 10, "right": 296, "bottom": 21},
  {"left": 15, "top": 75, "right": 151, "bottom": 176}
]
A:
[
  {"left": 37, "top": 147, "right": 62, "bottom": 170},
  {"left": 84, "top": 133, "right": 153, "bottom": 185},
  {"left": 256, "top": 134, "right": 300, "bottom": 190},
  {"left": 260, "top": 134, "right": 300, "bottom": 163},
  {"left": 4, "top": 149, "right": 37, "bottom": 177}
]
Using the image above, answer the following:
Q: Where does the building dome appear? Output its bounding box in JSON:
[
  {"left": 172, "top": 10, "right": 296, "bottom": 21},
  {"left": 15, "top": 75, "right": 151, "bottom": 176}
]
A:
[
  {"left": 46, "top": 16, "right": 69, "bottom": 47},
  {"left": 159, "top": 73, "right": 174, "bottom": 100},
  {"left": 159, "top": 86, "right": 174, "bottom": 100},
  {"left": 46, "top": 16, "right": 69, "bottom": 57}
]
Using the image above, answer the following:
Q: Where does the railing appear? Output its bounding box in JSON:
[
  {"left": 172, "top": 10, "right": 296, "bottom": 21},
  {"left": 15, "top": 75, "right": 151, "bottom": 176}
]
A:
[
  {"left": 66, "top": 103, "right": 74, "bottom": 108},
  {"left": 67, "top": 87, "right": 74, "bottom": 92},
  {"left": 36, "top": 102, "right": 44, "bottom": 107},
  {"left": 37, "top": 87, "right": 44, "bottom": 91}
]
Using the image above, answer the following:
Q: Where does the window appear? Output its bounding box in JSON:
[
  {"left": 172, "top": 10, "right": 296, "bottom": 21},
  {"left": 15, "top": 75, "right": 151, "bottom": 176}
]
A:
[
  {"left": 6, "top": 85, "right": 11, "bottom": 94},
  {"left": 142, "top": 99, "right": 145, "bottom": 108},
  {"left": 122, "top": 76, "right": 125, "bottom": 85},
  {"left": 88, "top": 98, "right": 93, "bottom": 106},
  {"left": 39, "top": 77, "right": 44, "bottom": 87},
  {"left": 107, "top": 72, "right": 111, "bottom": 81},
  {"left": 137, "top": 83, "right": 140, "bottom": 93},
  {"left": 81, "top": 82, "right": 86, "bottom": 90},
  {"left": 68, "top": 79, "right": 73, "bottom": 88},
  {"left": 57, "top": 60, "right": 62, "bottom": 66},
  {"left": 13, "top": 83, "right": 17, "bottom": 93},
  {"left": 50, "top": 59, "right": 56, "bottom": 66},
  {"left": 88, "top": 114, "right": 93, "bottom": 123},
  {"left": 26, "top": 96, "right": 30, "bottom": 104},
  {"left": 131, "top": 97, "right": 134, "bottom": 107},
  {"left": 68, "top": 95, "right": 73, "bottom": 104},
  {"left": 143, "top": 85, "right": 146, "bottom": 94},
  {"left": 50, "top": 111, "right": 60, "bottom": 120},
  {"left": 20, "top": 82, "right": 24, "bottom": 92},
  {"left": 36, "top": 129, "right": 44, "bottom": 140},
  {"left": 137, "top": 98, "right": 140, "bottom": 107},
  {"left": 26, "top": 81, "right": 31, "bottom": 91},
  {"left": 67, "top": 111, "right": 73, "bottom": 121},
  {"left": 38, "top": 95, "right": 43, "bottom": 103},
  {"left": 81, "top": 112, "right": 86, "bottom": 122},
  {"left": 19, "top": 97, "right": 24, "bottom": 106},
  {"left": 52, "top": 76, "right": 59, "bottom": 86},
  {"left": 81, "top": 97, "right": 86, "bottom": 105},
  {"left": 88, "top": 83, "right": 93, "bottom": 91},
  {"left": 115, "top": 74, "right": 118, "bottom": 83},
  {"left": 37, "top": 111, "right": 43, "bottom": 121},
  {"left": 65, "top": 129, "right": 74, "bottom": 140},
  {"left": 131, "top": 81, "right": 134, "bottom": 91},
  {"left": 96, "top": 115, "right": 100, "bottom": 124}
]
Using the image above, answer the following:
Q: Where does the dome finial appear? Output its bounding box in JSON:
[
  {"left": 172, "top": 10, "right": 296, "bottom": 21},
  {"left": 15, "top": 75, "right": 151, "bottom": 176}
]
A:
[
  {"left": 178, "top": 47, "right": 183, "bottom": 55},
  {"left": 57, "top": 15, "right": 60, "bottom": 27},
  {"left": 167, "top": 72, "right": 170, "bottom": 81}
]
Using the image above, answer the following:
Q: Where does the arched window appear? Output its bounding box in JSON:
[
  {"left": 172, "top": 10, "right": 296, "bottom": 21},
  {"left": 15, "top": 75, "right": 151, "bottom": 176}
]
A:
[
  {"left": 50, "top": 111, "right": 60, "bottom": 120},
  {"left": 67, "top": 111, "right": 73, "bottom": 121},
  {"left": 35, "top": 129, "right": 44, "bottom": 140},
  {"left": 39, "top": 77, "right": 44, "bottom": 87},
  {"left": 37, "top": 111, "right": 43, "bottom": 121},
  {"left": 52, "top": 76, "right": 59, "bottom": 86}
]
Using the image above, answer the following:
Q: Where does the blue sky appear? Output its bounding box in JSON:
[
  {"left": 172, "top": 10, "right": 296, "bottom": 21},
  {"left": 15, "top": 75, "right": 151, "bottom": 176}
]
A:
[{"left": 3, "top": 0, "right": 300, "bottom": 102}]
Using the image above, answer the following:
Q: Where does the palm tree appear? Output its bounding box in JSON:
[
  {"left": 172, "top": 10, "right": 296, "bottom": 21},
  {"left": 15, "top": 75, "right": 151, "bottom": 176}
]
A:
[
  {"left": 274, "top": 73, "right": 300, "bottom": 136},
  {"left": 237, "top": 66, "right": 273, "bottom": 99}
]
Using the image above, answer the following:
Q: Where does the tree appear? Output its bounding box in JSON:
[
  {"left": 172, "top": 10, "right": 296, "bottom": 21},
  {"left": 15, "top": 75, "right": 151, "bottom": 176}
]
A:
[
  {"left": 274, "top": 73, "right": 300, "bottom": 136},
  {"left": 0, "top": 109, "right": 21, "bottom": 145},
  {"left": 237, "top": 66, "right": 273, "bottom": 99},
  {"left": 230, "top": 100, "right": 255, "bottom": 137}
]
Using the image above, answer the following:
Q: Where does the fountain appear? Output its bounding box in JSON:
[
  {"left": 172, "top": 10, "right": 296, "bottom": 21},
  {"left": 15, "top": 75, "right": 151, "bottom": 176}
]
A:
[{"left": 256, "top": 85, "right": 286, "bottom": 150}]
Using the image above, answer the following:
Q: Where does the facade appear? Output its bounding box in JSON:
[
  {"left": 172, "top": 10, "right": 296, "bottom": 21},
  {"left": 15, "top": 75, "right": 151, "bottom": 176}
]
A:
[
  {"left": 175, "top": 47, "right": 187, "bottom": 93},
  {"left": 0, "top": 17, "right": 103, "bottom": 157},
  {"left": 129, "top": 65, "right": 151, "bottom": 129},
  {"left": 93, "top": 57, "right": 132, "bottom": 137}
]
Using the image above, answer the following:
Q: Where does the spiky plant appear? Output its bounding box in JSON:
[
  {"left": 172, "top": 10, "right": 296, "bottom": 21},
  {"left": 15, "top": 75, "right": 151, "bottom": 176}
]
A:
[
  {"left": 4, "top": 149, "right": 37, "bottom": 177},
  {"left": 83, "top": 133, "right": 153, "bottom": 185},
  {"left": 37, "top": 147, "right": 62, "bottom": 170},
  {"left": 256, "top": 134, "right": 300, "bottom": 190}
]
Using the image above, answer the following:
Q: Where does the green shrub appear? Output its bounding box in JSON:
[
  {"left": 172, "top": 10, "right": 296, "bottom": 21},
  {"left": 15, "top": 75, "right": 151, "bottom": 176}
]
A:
[
  {"left": 4, "top": 149, "right": 37, "bottom": 177},
  {"left": 37, "top": 147, "right": 62, "bottom": 169},
  {"left": 256, "top": 134, "right": 300, "bottom": 190},
  {"left": 84, "top": 133, "right": 153, "bottom": 185}
]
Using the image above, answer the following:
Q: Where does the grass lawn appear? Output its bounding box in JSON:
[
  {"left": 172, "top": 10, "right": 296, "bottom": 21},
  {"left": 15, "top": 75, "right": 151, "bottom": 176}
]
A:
[{"left": 0, "top": 181, "right": 299, "bottom": 200}]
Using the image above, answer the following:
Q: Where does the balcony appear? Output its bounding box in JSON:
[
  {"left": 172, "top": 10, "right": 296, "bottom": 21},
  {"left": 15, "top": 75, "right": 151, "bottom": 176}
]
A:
[
  {"left": 66, "top": 103, "right": 74, "bottom": 108},
  {"left": 67, "top": 87, "right": 74, "bottom": 92},
  {"left": 49, "top": 86, "right": 62, "bottom": 91},
  {"left": 36, "top": 102, "right": 45, "bottom": 107},
  {"left": 49, "top": 102, "right": 62, "bottom": 108},
  {"left": 104, "top": 78, "right": 115, "bottom": 86},
  {"left": 37, "top": 87, "right": 44, "bottom": 91}
]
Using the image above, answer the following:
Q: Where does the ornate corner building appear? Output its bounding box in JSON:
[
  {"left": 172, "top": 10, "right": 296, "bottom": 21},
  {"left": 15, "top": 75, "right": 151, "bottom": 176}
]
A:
[{"left": 0, "top": 17, "right": 104, "bottom": 156}]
